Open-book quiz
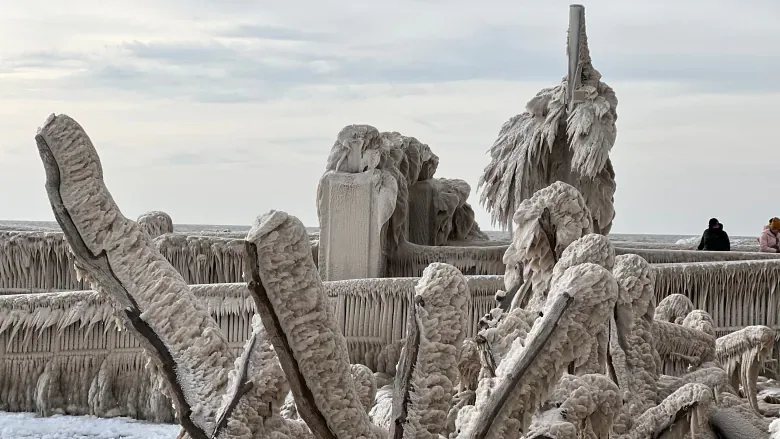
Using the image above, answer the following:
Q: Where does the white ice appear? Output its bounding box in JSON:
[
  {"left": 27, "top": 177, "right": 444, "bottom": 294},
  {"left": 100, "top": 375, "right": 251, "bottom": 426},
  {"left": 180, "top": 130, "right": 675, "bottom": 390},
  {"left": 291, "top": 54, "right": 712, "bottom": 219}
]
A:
[
  {"left": 0, "top": 411, "right": 178, "bottom": 439},
  {"left": 771, "top": 418, "right": 780, "bottom": 439}
]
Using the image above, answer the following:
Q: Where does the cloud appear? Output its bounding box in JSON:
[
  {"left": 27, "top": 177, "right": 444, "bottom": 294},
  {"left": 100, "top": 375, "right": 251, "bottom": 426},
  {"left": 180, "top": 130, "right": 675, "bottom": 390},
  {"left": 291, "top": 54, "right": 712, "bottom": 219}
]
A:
[
  {"left": 217, "top": 25, "right": 334, "bottom": 42},
  {"left": 5, "top": 14, "right": 779, "bottom": 105},
  {"left": 1, "top": 0, "right": 779, "bottom": 237}
]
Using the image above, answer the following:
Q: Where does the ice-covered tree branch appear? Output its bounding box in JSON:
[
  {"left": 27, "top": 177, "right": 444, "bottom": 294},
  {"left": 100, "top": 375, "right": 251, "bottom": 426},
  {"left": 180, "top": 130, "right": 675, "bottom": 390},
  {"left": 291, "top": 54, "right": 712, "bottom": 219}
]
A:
[
  {"left": 34, "top": 114, "right": 242, "bottom": 439},
  {"left": 390, "top": 263, "right": 470, "bottom": 439},
  {"left": 243, "top": 210, "right": 385, "bottom": 439},
  {"left": 244, "top": 241, "right": 334, "bottom": 439}
]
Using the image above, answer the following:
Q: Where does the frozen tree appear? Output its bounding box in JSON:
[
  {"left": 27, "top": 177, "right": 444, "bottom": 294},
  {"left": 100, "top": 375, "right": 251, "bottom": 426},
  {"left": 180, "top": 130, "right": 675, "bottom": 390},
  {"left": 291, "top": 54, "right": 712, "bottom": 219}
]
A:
[{"left": 478, "top": 5, "right": 617, "bottom": 235}]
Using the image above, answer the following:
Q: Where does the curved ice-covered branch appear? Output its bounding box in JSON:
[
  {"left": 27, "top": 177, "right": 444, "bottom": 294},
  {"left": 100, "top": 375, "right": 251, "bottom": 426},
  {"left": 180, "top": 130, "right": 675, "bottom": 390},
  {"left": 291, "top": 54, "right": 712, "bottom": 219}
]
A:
[
  {"left": 716, "top": 325, "right": 775, "bottom": 414},
  {"left": 244, "top": 210, "right": 384, "bottom": 439},
  {"left": 391, "top": 262, "right": 470, "bottom": 439},
  {"left": 609, "top": 254, "right": 658, "bottom": 432},
  {"left": 625, "top": 383, "right": 711, "bottom": 439},
  {"left": 655, "top": 294, "right": 694, "bottom": 324},
  {"left": 657, "top": 366, "right": 735, "bottom": 401},
  {"left": 34, "top": 114, "right": 237, "bottom": 439},
  {"left": 503, "top": 182, "right": 593, "bottom": 312},
  {"left": 653, "top": 319, "right": 716, "bottom": 376}
]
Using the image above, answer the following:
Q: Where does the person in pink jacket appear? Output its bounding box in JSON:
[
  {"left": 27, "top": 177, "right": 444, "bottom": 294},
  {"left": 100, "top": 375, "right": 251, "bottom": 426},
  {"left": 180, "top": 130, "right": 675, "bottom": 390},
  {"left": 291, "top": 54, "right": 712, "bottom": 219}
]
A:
[{"left": 759, "top": 218, "right": 780, "bottom": 252}]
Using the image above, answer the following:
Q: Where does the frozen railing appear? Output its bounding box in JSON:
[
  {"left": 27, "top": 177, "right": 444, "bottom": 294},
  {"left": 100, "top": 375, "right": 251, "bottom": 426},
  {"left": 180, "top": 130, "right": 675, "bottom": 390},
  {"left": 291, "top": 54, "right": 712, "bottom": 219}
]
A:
[
  {"left": 3, "top": 261, "right": 780, "bottom": 421},
  {"left": 0, "top": 277, "right": 503, "bottom": 419},
  {"left": 6, "top": 229, "right": 780, "bottom": 293}
]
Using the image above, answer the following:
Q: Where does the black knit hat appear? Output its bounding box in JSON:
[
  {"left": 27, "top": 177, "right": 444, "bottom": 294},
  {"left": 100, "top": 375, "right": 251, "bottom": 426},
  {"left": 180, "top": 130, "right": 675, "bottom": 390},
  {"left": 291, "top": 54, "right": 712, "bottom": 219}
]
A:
[{"left": 708, "top": 218, "right": 719, "bottom": 227}]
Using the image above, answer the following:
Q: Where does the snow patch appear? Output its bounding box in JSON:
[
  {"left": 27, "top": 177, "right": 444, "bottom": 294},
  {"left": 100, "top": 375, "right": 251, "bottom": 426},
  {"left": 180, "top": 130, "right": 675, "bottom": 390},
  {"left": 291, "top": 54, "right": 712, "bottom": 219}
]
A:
[{"left": 0, "top": 411, "right": 178, "bottom": 439}]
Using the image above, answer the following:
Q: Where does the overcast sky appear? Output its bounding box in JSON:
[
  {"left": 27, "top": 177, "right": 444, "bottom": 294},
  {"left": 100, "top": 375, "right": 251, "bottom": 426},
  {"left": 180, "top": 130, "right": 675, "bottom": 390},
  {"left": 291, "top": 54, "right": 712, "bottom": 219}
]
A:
[{"left": 0, "top": 0, "right": 778, "bottom": 236}]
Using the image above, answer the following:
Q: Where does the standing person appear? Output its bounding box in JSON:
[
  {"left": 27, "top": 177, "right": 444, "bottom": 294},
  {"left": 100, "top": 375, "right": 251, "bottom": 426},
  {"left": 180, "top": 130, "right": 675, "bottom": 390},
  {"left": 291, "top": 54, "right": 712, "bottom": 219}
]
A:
[
  {"left": 759, "top": 218, "right": 780, "bottom": 253},
  {"left": 697, "top": 218, "right": 730, "bottom": 251}
]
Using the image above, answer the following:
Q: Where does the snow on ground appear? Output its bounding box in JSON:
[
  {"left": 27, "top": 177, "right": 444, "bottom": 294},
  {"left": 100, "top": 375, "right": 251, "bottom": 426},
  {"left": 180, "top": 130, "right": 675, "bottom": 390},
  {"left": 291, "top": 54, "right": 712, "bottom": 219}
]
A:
[
  {"left": 771, "top": 417, "right": 780, "bottom": 439},
  {"left": 0, "top": 412, "right": 179, "bottom": 439}
]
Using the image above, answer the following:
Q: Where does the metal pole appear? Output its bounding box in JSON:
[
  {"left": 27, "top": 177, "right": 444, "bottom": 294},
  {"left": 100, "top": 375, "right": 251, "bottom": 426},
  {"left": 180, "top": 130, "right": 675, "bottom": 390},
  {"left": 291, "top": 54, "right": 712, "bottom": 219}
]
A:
[{"left": 567, "top": 4, "right": 585, "bottom": 111}]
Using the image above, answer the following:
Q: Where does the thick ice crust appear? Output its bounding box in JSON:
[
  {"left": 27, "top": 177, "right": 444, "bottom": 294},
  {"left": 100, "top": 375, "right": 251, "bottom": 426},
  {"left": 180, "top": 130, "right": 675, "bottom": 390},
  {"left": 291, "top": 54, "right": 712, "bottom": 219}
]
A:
[
  {"left": 246, "top": 210, "right": 383, "bottom": 439},
  {"left": 35, "top": 114, "right": 236, "bottom": 435},
  {"left": 478, "top": 9, "right": 617, "bottom": 235}
]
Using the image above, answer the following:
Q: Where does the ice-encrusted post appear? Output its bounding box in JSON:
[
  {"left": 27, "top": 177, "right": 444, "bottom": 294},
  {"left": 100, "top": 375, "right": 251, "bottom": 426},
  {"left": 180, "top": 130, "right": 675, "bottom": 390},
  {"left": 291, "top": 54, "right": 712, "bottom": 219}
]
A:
[
  {"left": 244, "top": 210, "right": 385, "bottom": 439},
  {"left": 317, "top": 125, "right": 398, "bottom": 281},
  {"left": 318, "top": 172, "right": 396, "bottom": 281}
]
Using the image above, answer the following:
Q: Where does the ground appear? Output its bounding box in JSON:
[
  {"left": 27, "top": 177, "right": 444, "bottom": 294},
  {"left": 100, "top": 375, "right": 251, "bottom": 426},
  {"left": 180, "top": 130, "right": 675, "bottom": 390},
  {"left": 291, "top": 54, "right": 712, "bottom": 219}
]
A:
[{"left": 0, "top": 412, "right": 178, "bottom": 439}]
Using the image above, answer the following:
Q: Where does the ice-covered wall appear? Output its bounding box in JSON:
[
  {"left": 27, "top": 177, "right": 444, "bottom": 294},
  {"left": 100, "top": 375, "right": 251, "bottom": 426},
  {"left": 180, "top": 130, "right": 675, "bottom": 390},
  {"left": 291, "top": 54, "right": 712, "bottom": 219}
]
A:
[{"left": 0, "top": 276, "right": 503, "bottom": 420}]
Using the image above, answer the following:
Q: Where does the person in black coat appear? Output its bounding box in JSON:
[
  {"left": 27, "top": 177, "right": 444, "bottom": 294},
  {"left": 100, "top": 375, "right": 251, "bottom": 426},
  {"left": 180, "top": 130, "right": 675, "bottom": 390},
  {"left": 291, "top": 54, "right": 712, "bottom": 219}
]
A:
[{"left": 697, "top": 218, "right": 730, "bottom": 251}]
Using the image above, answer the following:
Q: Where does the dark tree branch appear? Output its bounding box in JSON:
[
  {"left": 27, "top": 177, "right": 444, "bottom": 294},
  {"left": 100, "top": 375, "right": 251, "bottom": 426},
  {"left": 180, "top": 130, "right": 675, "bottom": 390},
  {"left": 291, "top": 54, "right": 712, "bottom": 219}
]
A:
[
  {"left": 468, "top": 291, "right": 574, "bottom": 439},
  {"left": 539, "top": 207, "right": 559, "bottom": 263},
  {"left": 389, "top": 295, "right": 423, "bottom": 439},
  {"left": 212, "top": 335, "right": 257, "bottom": 438},
  {"left": 498, "top": 277, "right": 524, "bottom": 313},
  {"left": 475, "top": 334, "right": 496, "bottom": 378},
  {"left": 243, "top": 242, "right": 336, "bottom": 439},
  {"left": 35, "top": 128, "right": 209, "bottom": 439}
]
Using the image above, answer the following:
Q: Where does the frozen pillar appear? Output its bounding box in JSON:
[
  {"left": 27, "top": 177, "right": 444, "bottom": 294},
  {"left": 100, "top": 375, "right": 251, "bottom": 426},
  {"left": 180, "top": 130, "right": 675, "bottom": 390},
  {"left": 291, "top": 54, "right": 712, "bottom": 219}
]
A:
[
  {"left": 407, "top": 179, "right": 437, "bottom": 246},
  {"left": 317, "top": 170, "right": 398, "bottom": 281}
]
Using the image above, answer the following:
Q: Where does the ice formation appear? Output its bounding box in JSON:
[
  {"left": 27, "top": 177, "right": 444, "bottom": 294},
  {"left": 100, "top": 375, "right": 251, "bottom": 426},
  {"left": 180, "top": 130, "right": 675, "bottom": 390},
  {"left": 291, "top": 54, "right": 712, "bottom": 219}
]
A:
[
  {"left": 136, "top": 211, "right": 173, "bottom": 239},
  {"left": 478, "top": 5, "right": 617, "bottom": 235},
  {"left": 317, "top": 124, "right": 491, "bottom": 281},
  {"left": 35, "top": 114, "right": 240, "bottom": 437},
  {"left": 0, "top": 276, "right": 507, "bottom": 420},
  {"left": 501, "top": 181, "right": 593, "bottom": 312},
  {"left": 716, "top": 325, "right": 775, "bottom": 414},
  {"left": 0, "top": 231, "right": 86, "bottom": 292},
  {"left": 456, "top": 263, "right": 619, "bottom": 439},
  {"left": 455, "top": 181, "right": 775, "bottom": 437},
  {"left": 386, "top": 262, "right": 470, "bottom": 438}
]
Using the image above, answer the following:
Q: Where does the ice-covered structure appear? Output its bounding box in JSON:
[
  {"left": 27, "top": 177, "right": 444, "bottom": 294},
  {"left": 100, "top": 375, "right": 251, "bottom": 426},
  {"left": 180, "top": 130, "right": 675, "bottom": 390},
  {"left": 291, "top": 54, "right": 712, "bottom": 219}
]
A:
[
  {"left": 317, "top": 125, "right": 495, "bottom": 281},
  {"left": 2, "top": 4, "right": 780, "bottom": 438}
]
